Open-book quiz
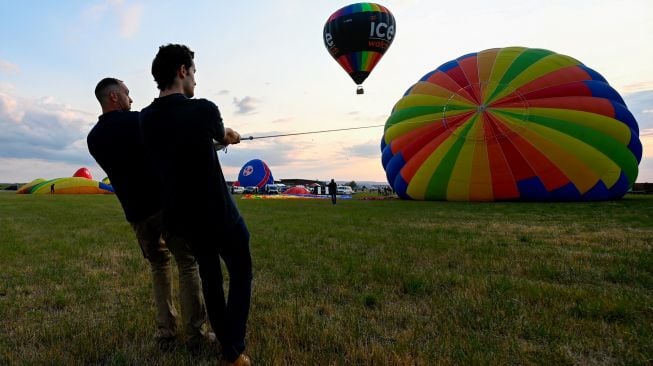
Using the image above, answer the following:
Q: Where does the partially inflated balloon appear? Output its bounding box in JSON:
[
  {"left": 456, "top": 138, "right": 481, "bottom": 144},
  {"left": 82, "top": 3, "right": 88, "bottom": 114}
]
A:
[
  {"left": 17, "top": 177, "right": 114, "bottom": 194},
  {"left": 237, "top": 159, "right": 274, "bottom": 189},
  {"left": 323, "top": 3, "right": 395, "bottom": 94},
  {"left": 73, "top": 167, "right": 93, "bottom": 179},
  {"left": 382, "top": 47, "right": 641, "bottom": 201}
]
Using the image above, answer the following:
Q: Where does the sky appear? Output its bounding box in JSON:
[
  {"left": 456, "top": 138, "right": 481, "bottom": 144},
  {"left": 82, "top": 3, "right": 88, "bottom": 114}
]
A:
[{"left": 0, "top": 0, "right": 652, "bottom": 184}]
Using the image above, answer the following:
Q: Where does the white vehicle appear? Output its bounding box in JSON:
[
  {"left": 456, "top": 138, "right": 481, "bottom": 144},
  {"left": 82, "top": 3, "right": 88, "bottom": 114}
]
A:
[
  {"left": 337, "top": 185, "right": 353, "bottom": 195},
  {"left": 264, "top": 184, "right": 279, "bottom": 194},
  {"left": 231, "top": 186, "right": 245, "bottom": 194}
]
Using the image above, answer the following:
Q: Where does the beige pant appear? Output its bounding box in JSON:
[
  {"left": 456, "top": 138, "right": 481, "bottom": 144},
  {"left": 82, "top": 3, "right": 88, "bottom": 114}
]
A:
[{"left": 131, "top": 212, "right": 208, "bottom": 341}]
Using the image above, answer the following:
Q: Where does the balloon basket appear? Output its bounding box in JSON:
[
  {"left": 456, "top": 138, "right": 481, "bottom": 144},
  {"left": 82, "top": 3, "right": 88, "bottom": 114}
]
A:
[{"left": 356, "top": 86, "right": 364, "bottom": 95}]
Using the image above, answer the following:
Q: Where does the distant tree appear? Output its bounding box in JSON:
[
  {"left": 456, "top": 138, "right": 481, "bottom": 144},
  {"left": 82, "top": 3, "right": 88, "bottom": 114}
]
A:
[{"left": 347, "top": 181, "right": 358, "bottom": 190}]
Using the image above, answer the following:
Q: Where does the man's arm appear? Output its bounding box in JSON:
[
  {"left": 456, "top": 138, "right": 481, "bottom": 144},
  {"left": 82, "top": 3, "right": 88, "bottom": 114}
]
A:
[{"left": 213, "top": 128, "right": 241, "bottom": 151}]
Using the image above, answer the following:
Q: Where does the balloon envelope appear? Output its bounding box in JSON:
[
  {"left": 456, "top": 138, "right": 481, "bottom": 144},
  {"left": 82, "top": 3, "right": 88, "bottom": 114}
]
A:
[
  {"left": 284, "top": 186, "right": 311, "bottom": 195},
  {"left": 323, "top": 3, "right": 395, "bottom": 92},
  {"left": 382, "top": 47, "right": 641, "bottom": 201},
  {"left": 237, "top": 159, "right": 274, "bottom": 189},
  {"left": 17, "top": 177, "right": 114, "bottom": 194},
  {"left": 73, "top": 167, "right": 93, "bottom": 179}
]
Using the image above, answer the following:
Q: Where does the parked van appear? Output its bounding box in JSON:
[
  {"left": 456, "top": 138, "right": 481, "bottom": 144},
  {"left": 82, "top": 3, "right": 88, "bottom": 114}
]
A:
[
  {"left": 264, "top": 184, "right": 279, "bottom": 194},
  {"left": 337, "top": 185, "right": 353, "bottom": 195}
]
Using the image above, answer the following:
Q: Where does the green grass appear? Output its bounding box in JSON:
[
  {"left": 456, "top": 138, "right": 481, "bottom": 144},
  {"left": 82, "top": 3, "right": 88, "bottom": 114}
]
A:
[{"left": 0, "top": 192, "right": 652, "bottom": 365}]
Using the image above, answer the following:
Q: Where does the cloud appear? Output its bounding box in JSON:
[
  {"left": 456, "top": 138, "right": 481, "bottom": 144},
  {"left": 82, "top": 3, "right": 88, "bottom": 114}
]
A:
[
  {"left": 81, "top": 2, "right": 108, "bottom": 21},
  {"left": 80, "top": 0, "right": 143, "bottom": 39},
  {"left": 271, "top": 117, "right": 293, "bottom": 124},
  {"left": 622, "top": 89, "right": 653, "bottom": 182},
  {"left": 0, "top": 157, "right": 101, "bottom": 183},
  {"left": 622, "top": 81, "right": 653, "bottom": 94},
  {"left": 347, "top": 111, "right": 389, "bottom": 125},
  {"left": 0, "top": 60, "right": 20, "bottom": 75},
  {"left": 347, "top": 140, "right": 382, "bottom": 158},
  {"left": 0, "top": 92, "right": 96, "bottom": 166},
  {"left": 232, "top": 96, "right": 259, "bottom": 115},
  {"left": 119, "top": 3, "right": 143, "bottom": 38},
  {"left": 623, "top": 89, "right": 653, "bottom": 130}
]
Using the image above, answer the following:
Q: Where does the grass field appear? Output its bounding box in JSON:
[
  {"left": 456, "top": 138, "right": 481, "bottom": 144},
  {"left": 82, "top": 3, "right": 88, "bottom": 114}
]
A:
[{"left": 0, "top": 192, "right": 652, "bottom": 365}]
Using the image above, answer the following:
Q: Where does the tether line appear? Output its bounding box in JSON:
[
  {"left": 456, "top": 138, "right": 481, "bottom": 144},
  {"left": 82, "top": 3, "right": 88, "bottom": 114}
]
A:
[
  {"left": 216, "top": 117, "right": 443, "bottom": 150},
  {"left": 243, "top": 124, "right": 385, "bottom": 140}
]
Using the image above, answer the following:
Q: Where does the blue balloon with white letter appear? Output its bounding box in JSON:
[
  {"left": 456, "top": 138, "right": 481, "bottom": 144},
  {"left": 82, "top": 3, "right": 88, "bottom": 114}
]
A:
[{"left": 237, "top": 159, "right": 274, "bottom": 189}]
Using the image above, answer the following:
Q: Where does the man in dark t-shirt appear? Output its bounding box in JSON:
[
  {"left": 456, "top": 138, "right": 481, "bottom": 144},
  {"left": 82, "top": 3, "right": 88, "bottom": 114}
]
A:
[
  {"left": 140, "top": 45, "right": 252, "bottom": 366},
  {"left": 87, "top": 78, "right": 211, "bottom": 349},
  {"left": 328, "top": 179, "right": 338, "bottom": 205}
]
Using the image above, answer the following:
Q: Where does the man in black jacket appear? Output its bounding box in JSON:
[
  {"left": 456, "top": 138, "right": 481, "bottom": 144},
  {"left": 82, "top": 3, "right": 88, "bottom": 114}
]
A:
[
  {"left": 328, "top": 179, "right": 338, "bottom": 205},
  {"left": 87, "top": 78, "right": 211, "bottom": 350},
  {"left": 139, "top": 44, "right": 252, "bottom": 366}
]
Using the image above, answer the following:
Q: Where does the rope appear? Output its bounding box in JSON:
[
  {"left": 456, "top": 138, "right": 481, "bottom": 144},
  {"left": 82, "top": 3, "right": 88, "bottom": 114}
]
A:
[{"left": 243, "top": 124, "right": 385, "bottom": 141}]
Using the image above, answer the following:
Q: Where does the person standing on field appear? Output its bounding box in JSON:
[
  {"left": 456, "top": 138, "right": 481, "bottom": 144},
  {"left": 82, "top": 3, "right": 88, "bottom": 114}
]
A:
[
  {"left": 87, "top": 77, "right": 213, "bottom": 351},
  {"left": 328, "top": 178, "right": 337, "bottom": 205},
  {"left": 139, "top": 44, "right": 253, "bottom": 366}
]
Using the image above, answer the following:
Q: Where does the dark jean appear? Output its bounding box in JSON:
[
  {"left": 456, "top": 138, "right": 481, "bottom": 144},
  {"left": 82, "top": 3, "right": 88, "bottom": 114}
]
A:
[
  {"left": 169, "top": 218, "right": 252, "bottom": 362},
  {"left": 169, "top": 218, "right": 253, "bottom": 362}
]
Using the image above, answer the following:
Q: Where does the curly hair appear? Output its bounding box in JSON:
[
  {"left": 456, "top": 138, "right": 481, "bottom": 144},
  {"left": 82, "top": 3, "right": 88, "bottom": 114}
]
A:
[{"left": 151, "top": 44, "right": 195, "bottom": 90}]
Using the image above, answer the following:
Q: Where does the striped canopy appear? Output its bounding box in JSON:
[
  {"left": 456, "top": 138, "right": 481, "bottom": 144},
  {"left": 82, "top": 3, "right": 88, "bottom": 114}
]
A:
[{"left": 381, "top": 47, "right": 641, "bottom": 201}]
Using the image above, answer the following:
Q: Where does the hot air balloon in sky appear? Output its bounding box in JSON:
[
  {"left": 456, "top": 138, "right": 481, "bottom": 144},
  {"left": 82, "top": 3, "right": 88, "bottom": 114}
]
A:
[
  {"left": 382, "top": 47, "right": 641, "bottom": 202},
  {"left": 323, "top": 2, "right": 395, "bottom": 94},
  {"left": 237, "top": 159, "right": 274, "bottom": 189}
]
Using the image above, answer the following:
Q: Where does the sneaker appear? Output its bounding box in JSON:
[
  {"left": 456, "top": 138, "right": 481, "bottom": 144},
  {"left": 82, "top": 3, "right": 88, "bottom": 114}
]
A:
[
  {"left": 187, "top": 332, "right": 218, "bottom": 354},
  {"left": 155, "top": 335, "right": 177, "bottom": 351},
  {"left": 220, "top": 353, "right": 251, "bottom": 366}
]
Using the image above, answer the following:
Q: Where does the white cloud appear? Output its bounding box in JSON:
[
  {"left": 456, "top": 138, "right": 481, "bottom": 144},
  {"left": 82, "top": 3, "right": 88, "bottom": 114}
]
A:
[
  {"left": 119, "top": 3, "right": 143, "bottom": 38},
  {"left": 79, "top": 0, "right": 143, "bottom": 39},
  {"left": 621, "top": 81, "right": 653, "bottom": 94},
  {"left": 0, "top": 157, "right": 102, "bottom": 183},
  {"left": 622, "top": 90, "right": 653, "bottom": 182},
  {"left": 0, "top": 93, "right": 24, "bottom": 122},
  {"left": 347, "top": 140, "right": 382, "bottom": 158},
  {"left": 0, "top": 92, "right": 96, "bottom": 166},
  {"left": 271, "top": 117, "right": 293, "bottom": 124},
  {"left": 82, "top": 2, "right": 108, "bottom": 21},
  {"left": 233, "top": 96, "right": 259, "bottom": 115},
  {"left": 0, "top": 60, "right": 20, "bottom": 75},
  {"left": 623, "top": 90, "right": 653, "bottom": 130}
]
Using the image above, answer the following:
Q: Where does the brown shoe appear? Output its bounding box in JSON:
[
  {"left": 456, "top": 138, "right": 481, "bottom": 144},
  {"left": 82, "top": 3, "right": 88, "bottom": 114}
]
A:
[{"left": 220, "top": 353, "right": 251, "bottom": 366}]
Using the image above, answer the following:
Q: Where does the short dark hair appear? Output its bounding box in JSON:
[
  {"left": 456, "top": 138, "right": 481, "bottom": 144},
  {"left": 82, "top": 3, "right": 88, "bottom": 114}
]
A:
[
  {"left": 151, "top": 44, "right": 195, "bottom": 90},
  {"left": 95, "top": 77, "right": 121, "bottom": 103}
]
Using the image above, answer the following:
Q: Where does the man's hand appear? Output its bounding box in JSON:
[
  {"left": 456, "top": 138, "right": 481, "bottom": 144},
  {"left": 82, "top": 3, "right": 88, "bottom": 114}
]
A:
[{"left": 222, "top": 128, "right": 241, "bottom": 146}]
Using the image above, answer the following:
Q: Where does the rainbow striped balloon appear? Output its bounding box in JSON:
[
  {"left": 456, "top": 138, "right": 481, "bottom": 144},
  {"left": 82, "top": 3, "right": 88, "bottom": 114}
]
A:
[
  {"left": 323, "top": 3, "right": 395, "bottom": 93},
  {"left": 381, "top": 47, "right": 641, "bottom": 201}
]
